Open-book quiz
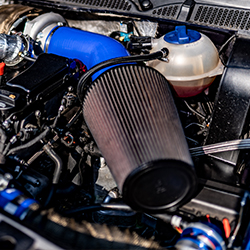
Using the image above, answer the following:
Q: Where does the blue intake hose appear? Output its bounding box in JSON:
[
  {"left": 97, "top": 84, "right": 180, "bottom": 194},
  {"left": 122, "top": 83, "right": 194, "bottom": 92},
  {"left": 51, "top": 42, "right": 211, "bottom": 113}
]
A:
[{"left": 45, "top": 26, "right": 130, "bottom": 79}]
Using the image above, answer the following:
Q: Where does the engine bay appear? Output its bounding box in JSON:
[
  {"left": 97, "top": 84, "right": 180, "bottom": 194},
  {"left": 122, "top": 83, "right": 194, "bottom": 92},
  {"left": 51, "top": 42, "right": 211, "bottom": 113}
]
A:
[{"left": 0, "top": 1, "right": 250, "bottom": 249}]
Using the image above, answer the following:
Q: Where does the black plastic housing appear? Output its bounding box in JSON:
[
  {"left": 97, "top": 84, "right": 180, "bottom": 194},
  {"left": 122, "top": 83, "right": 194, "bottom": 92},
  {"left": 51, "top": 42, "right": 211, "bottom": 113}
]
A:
[
  {"left": 0, "top": 53, "right": 77, "bottom": 121},
  {"left": 204, "top": 37, "right": 250, "bottom": 185}
]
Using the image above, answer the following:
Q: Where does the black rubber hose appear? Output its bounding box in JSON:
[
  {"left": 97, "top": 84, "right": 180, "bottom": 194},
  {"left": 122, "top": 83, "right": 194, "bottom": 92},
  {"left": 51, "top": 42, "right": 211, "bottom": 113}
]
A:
[
  {"left": 6, "top": 127, "right": 50, "bottom": 156},
  {"left": 43, "top": 184, "right": 56, "bottom": 208},
  {"left": 55, "top": 183, "right": 79, "bottom": 196},
  {"left": 61, "top": 203, "right": 188, "bottom": 228},
  {"left": 63, "top": 204, "right": 103, "bottom": 215},
  {"left": 77, "top": 48, "right": 169, "bottom": 102}
]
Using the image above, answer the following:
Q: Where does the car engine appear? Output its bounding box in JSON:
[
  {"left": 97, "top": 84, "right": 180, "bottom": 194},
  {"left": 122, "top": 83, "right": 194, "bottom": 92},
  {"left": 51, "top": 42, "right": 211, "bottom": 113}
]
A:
[{"left": 0, "top": 1, "right": 250, "bottom": 249}]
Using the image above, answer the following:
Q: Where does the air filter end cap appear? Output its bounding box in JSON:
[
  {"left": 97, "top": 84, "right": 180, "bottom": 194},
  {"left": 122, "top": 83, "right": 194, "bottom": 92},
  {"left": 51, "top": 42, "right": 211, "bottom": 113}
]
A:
[{"left": 123, "top": 159, "right": 197, "bottom": 213}]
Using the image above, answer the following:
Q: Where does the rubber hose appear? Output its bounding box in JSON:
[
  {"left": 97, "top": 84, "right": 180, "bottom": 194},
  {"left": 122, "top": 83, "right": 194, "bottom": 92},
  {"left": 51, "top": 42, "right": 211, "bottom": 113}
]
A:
[
  {"left": 7, "top": 127, "right": 50, "bottom": 156},
  {"left": 77, "top": 48, "right": 169, "bottom": 102},
  {"left": 43, "top": 184, "right": 56, "bottom": 208}
]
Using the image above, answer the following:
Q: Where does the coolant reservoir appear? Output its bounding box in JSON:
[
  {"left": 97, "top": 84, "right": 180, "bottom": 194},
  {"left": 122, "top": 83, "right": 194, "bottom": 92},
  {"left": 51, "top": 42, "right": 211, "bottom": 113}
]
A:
[{"left": 148, "top": 26, "right": 224, "bottom": 97}]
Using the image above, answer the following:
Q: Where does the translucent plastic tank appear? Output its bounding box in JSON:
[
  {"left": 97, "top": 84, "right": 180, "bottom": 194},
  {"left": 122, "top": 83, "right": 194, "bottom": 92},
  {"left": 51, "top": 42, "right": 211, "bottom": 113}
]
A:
[{"left": 148, "top": 26, "right": 224, "bottom": 97}]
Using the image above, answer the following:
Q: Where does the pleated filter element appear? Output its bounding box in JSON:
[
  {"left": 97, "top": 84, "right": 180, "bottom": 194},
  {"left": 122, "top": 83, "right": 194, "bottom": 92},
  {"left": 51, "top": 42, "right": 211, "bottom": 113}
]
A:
[{"left": 83, "top": 64, "right": 197, "bottom": 212}]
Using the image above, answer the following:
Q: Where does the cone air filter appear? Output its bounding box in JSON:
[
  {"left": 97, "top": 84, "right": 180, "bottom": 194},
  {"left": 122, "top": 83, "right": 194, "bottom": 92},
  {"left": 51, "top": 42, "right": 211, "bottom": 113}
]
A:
[{"left": 83, "top": 64, "right": 197, "bottom": 212}]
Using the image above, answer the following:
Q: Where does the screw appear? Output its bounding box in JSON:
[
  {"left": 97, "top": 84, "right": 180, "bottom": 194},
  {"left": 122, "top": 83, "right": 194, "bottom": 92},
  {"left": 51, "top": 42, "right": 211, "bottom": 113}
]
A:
[
  {"left": 68, "top": 86, "right": 74, "bottom": 92},
  {"left": 4, "top": 173, "right": 13, "bottom": 181},
  {"left": 35, "top": 110, "right": 41, "bottom": 117},
  {"left": 140, "top": 0, "right": 152, "bottom": 10}
]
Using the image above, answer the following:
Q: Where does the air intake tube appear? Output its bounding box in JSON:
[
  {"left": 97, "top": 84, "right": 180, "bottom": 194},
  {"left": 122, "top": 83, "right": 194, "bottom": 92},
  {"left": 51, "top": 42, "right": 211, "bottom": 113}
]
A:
[
  {"left": 82, "top": 64, "right": 197, "bottom": 213},
  {"left": 22, "top": 13, "right": 130, "bottom": 78},
  {"left": 45, "top": 26, "right": 129, "bottom": 79}
]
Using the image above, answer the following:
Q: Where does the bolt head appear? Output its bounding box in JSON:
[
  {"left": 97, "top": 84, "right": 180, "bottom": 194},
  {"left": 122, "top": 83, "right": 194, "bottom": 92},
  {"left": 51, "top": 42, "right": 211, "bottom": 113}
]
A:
[
  {"left": 4, "top": 173, "right": 13, "bottom": 181},
  {"left": 35, "top": 110, "right": 42, "bottom": 117},
  {"left": 37, "top": 32, "right": 44, "bottom": 39},
  {"left": 142, "top": 0, "right": 150, "bottom": 7}
]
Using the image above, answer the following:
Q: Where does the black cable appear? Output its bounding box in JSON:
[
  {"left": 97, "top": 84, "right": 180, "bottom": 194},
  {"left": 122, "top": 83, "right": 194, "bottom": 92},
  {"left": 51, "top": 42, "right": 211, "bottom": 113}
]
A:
[
  {"left": 219, "top": 34, "right": 237, "bottom": 55},
  {"left": 6, "top": 127, "right": 50, "bottom": 156},
  {"left": 43, "top": 184, "right": 56, "bottom": 208},
  {"left": 66, "top": 108, "right": 82, "bottom": 129},
  {"left": 56, "top": 183, "right": 79, "bottom": 196},
  {"left": 52, "top": 111, "right": 61, "bottom": 128},
  {"left": 62, "top": 204, "right": 103, "bottom": 215},
  {"left": 219, "top": 34, "right": 237, "bottom": 66},
  {"left": 77, "top": 48, "right": 169, "bottom": 102},
  {"left": 131, "top": 20, "right": 141, "bottom": 36}
]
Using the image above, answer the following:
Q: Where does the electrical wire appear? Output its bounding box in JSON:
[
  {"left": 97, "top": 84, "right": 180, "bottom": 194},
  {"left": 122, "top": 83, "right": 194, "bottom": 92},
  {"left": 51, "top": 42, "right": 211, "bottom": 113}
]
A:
[
  {"left": 218, "top": 34, "right": 237, "bottom": 66},
  {"left": 227, "top": 192, "right": 250, "bottom": 248},
  {"left": 190, "top": 138, "right": 250, "bottom": 157},
  {"left": 183, "top": 100, "right": 206, "bottom": 120},
  {"left": 66, "top": 108, "right": 82, "bottom": 129},
  {"left": 219, "top": 34, "right": 237, "bottom": 55},
  {"left": 185, "top": 122, "right": 205, "bottom": 129},
  {"left": 43, "top": 184, "right": 56, "bottom": 208},
  {"left": 131, "top": 20, "right": 141, "bottom": 36},
  {"left": 62, "top": 203, "right": 132, "bottom": 215},
  {"left": 186, "top": 137, "right": 199, "bottom": 145},
  {"left": 6, "top": 127, "right": 50, "bottom": 156}
]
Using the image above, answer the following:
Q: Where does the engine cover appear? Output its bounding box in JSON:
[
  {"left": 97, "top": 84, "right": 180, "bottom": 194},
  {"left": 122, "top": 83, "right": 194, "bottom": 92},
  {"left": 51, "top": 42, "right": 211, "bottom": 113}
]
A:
[{"left": 0, "top": 53, "right": 77, "bottom": 121}]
